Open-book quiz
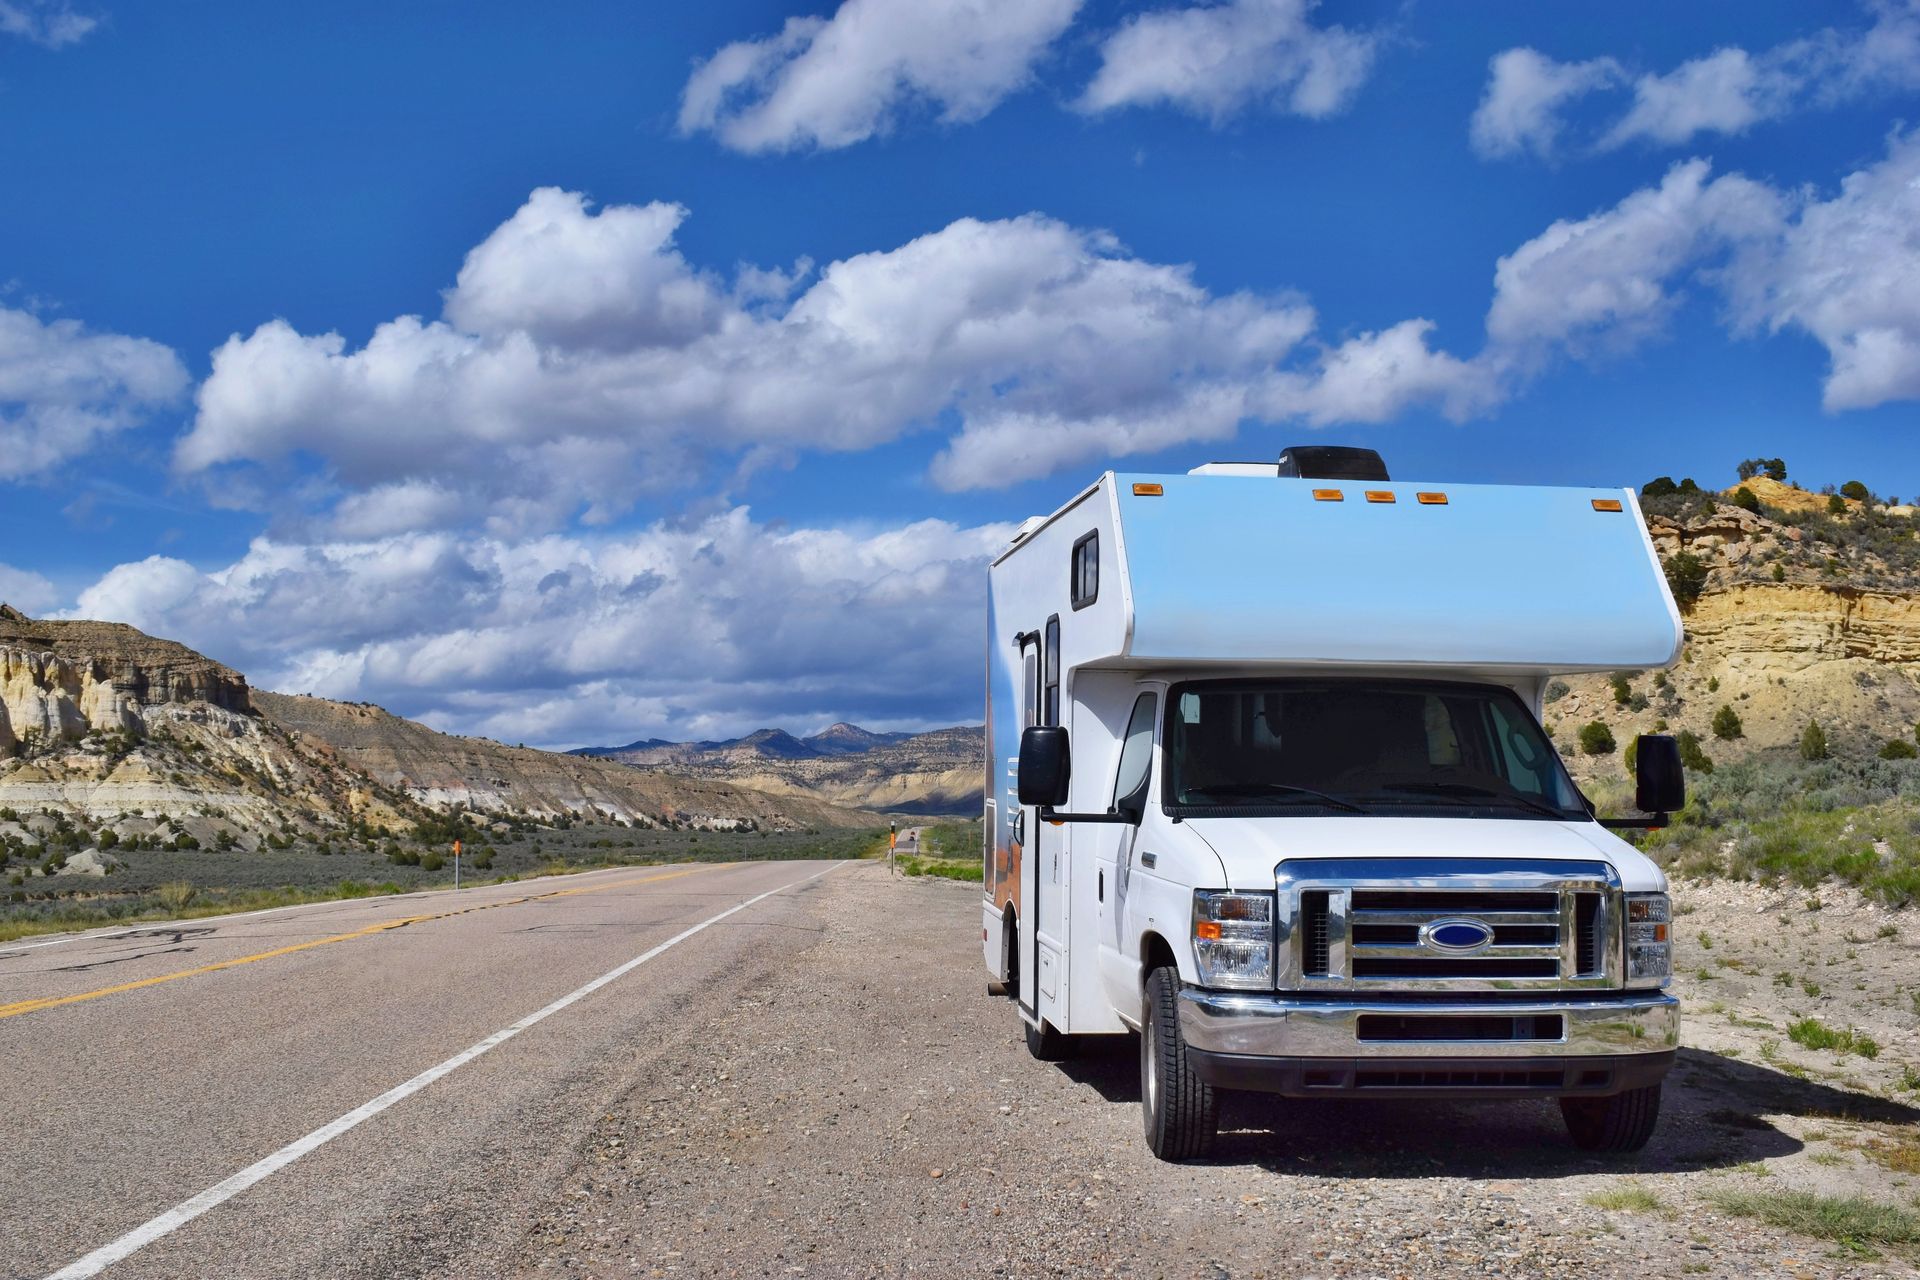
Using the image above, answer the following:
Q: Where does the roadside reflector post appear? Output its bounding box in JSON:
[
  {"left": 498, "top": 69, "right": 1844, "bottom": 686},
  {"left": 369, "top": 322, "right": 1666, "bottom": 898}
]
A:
[
  {"left": 453, "top": 838, "right": 461, "bottom": 890},
  {"left": 890, "top": 823, "right": 897, "bottom": 878}
]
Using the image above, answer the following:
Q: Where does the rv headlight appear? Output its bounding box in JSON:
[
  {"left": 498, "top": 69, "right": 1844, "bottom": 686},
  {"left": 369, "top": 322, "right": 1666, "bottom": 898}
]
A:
[
  {"left": 1625, "top": 892, "right": 1671, "bottom": 987},
  {"left": 1192, "top": 890, "right": 1274, "bottom": 990}
]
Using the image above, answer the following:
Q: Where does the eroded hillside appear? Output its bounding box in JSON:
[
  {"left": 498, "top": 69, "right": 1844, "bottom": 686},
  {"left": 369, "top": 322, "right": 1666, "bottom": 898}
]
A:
[
  {"left": 0, "top": 607, "right": 869, "bottom": 843},
  {"left": 1555, "top": 488, "right": 1920, "bottom": 783}
]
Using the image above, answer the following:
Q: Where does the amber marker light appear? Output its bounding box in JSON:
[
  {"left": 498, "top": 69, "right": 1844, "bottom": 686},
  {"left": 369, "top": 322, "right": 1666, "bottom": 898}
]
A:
[
  {"left": 1312, "top": 488, "right": 1344, "bottom": 501},
  {"left": 1194, "top": 921, "right": 1224, "bottom": 940},
  {"left": 1132, "top": 482, "right": 1164, "bottom": 496},
  {"left": 1416, "top": 492, "right": 1448, "bottom": 505},
  {"left": 1364, "top": 490, "right": 1396, "bottom": 503},
  {"left": 1592, "top": 498, "right": 1624, "bottom": 512}
]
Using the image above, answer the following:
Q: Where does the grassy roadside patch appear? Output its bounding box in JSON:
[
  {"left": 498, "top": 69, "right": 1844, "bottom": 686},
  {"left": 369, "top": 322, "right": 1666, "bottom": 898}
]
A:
[
  {"left": 1705, "top": 1188, "right": 1920, "bottom": 1254},
  {"left": 896, "top": 855, "right": 983, "bottom": 882}
]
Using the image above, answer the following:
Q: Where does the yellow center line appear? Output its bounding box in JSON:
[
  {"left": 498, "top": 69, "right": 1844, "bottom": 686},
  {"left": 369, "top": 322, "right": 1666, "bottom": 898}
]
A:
[{"left": 0, "top": 864, "right": 725, "bottom": 1023}]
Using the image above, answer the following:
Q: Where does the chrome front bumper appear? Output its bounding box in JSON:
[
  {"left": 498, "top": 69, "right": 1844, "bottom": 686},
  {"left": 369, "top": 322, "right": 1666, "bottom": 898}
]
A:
[
  {"left": 1176, "top": 987, "right": 1679, "bottom": 1097},
  {"left": 1178, "top": 987, "right": 1679, "bottom": 1059}
]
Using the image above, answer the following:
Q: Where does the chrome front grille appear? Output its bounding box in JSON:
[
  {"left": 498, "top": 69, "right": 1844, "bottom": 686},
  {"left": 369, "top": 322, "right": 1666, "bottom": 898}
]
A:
[{"left": 1275, "top": 858, "right": 1620, "bottom": 992}]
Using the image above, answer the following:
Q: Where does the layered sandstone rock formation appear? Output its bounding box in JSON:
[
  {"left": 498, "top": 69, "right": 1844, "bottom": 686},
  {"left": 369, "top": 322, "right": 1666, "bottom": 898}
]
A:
[
  {"left": 1556, "top": 499, "right": 1920, "bottom": 778},
  {"left": 0, "top": 608, "right": 870, "bottom": 833}
]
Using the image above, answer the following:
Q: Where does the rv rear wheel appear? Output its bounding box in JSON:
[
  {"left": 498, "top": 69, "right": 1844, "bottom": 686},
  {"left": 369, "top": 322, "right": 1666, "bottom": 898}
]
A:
[
  {"left": 1560, "top": 1084, "right": 1661, "bottom": 1152},
  {"left": 1141, "top": 966, "right": 1217, "bottom": 1161}
]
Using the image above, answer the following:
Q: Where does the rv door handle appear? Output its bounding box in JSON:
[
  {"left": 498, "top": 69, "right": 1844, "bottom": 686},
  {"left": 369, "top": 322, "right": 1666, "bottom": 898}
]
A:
[{"left": 1138, "top": 851, "right": 1156, "bottom": 868}]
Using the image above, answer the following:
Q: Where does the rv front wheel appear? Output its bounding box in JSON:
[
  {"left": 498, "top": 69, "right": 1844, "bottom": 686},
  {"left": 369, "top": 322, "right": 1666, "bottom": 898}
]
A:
[
  {"left": 1560, "top": 1084, "right": 1661, "bottom": 1152},
  {"left": 1141, "top": 966, "right": 1217, "bottom": 1161}
]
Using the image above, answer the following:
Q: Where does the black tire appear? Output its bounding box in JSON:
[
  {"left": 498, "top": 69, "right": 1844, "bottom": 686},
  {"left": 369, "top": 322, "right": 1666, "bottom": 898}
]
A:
[
  {"left": 1025, "top": 1016, "right": 1072, "bottom": 1061},
  {"left": 1141, "top": 966, "right": 1217, "bottom": 1161},
  {"left": 1560, "top": 1084, "right": 1661, "bottom": 1152}
]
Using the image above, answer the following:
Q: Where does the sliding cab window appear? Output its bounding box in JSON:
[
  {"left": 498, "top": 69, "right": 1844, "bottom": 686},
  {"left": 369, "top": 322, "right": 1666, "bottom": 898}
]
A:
[
  {"left": 1044, "top": 617, "right": 1061, "bottom": 727},
  {"left": 1070, "top": 532, "right": 1098, "bottom": 610},
  {"left": 1111, "top": 693, "right": 1157, "bottom": 813}
]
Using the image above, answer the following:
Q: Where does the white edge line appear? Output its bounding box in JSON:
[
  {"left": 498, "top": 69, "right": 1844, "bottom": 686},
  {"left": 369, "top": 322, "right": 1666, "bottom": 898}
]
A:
[
  {"left": 41, "top": 860, "right": 848, "bottom": 1280},
  {"left": 0, "top": 864, "right": 647, "bottom": 955}
]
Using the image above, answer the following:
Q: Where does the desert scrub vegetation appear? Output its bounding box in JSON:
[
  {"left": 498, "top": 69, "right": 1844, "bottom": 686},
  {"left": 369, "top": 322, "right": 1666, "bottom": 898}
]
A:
[
  {"left": 1583, "top": 1184, "right": 1668, "bottom": 1214},
  {"left": 894, "top": 855, "right": 983, "bottom": 882},
  {"left": 1642, "top": 755, "right": 1920, "bottom": 904},
  {"left": 1785, "top": 1017, "right": 1881, "bottom": 1059},
  {"left": 921, "top": 820, "right": 984, "bottom": 860},
  {"left": 1704, "top": 1188, "right": 1920, "bottom": 1253}
]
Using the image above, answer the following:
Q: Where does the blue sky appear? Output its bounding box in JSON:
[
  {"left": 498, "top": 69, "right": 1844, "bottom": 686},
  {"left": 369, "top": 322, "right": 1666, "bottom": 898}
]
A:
[{"left": 3, "top": 0, "right": 1918, "bottom": 745}]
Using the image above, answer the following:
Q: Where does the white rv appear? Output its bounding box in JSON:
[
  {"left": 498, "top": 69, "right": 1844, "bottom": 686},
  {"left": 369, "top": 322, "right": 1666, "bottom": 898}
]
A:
[{"left": 981, "top": 449, "right": 1684, "bottom": 1160}]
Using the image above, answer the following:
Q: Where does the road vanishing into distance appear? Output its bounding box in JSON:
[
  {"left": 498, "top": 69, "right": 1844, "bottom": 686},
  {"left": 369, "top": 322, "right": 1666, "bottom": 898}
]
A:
[
  {"left": 3, "top": 855, "right": 1903, "bottom": 1279},
  {"left": 0, "top": 860, "right": 848, "bottom": 1279}
]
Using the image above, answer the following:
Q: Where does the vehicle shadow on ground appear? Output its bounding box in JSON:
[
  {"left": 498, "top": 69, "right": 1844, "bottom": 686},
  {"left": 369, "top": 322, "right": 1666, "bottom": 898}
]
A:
[{"left": 1058, "top": 1043, "right": 1919, "bottom": 1177}]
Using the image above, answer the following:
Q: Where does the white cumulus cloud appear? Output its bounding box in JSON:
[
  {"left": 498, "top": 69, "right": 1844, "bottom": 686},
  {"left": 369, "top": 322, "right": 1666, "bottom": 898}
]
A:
[
  {"left": 678, "top": 0, "right": 1081, "bottom": 153},
  {"left": 1475, "top": 2, "right": 1920, "bottom": 159},
  {"left": 71, "top": 509, "right": 1013, "bottom": 745},
  {"left": 1077, "top": 0, "right": 1379, "bottom": 123},
  {"left": 0, "top": 0, "right": 95, "bottom": 48},
  {"left": 0, "top": 305, "right": 190, "bottom": 481},
  {"left": 0, "top": 561, "right": 57, "bottom": 614},
  {"left": 1469, "top": 48, "right": 1621, "bottom": 160},
  {"left": 186, "top": 187, "right": 1508, "bottom": 507},
  {"left": 1720, "top": 128, "right": 1920, "bottom": 410},
  {"left": 1485, "top": 128, "right": 1920, "bottom": 416}
]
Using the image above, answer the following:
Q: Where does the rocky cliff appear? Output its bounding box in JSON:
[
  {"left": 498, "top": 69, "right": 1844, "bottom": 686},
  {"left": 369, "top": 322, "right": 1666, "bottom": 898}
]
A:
[
  {"left": 1555, "top": 494, "right": 1920, "bottom": 778},
  {"left": 0, "top": 608, "right": 870, "bottom": 837}
]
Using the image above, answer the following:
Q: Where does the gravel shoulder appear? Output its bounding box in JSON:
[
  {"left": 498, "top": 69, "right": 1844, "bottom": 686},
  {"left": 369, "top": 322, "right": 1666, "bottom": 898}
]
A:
[{"left": 475, "top": 863, "right": 1920, "bottom": 1280}]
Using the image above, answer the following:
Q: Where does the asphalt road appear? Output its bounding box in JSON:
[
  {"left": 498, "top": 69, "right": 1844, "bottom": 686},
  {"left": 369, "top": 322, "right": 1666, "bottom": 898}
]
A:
[{"left": 0, "top": 859, "right": 847, "bottom": 1280}]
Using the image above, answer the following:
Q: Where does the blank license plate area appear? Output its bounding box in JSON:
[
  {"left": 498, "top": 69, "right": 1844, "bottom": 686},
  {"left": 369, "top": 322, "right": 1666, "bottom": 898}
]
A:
[{"left": 1354, "top": 1013, "right": 1565, "bottom": 1042}]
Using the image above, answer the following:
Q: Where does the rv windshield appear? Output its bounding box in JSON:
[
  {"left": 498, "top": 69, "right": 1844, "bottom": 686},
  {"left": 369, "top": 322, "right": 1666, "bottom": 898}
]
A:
[{"left": 1163, "top": 679, "right": 1587, "bottom": 820}]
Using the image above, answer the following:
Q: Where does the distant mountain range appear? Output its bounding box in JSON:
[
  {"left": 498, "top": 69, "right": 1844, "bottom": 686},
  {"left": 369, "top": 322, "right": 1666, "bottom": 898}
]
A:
[
  {"left": 572, "top": 722, "right": 912, "bottom": 763},
  {"left": 571, "top": 723, "right": 983, "bottom": 816}
]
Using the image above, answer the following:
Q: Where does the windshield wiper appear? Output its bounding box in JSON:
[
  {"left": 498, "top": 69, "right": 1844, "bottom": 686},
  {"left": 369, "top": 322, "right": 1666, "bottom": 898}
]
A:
[
  {"left": 1373, "top": 782, "right": 1569, "bottom": 819},
  {"left": 1186, "top": 783, "right": 1372, "bottom": 814}
]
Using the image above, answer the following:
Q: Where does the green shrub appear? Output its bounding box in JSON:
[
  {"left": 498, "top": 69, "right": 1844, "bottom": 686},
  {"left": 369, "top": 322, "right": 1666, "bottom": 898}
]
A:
[
  {"left": 1878, "top": 739, "right": 1916, "bottom": 760},
  {"left": 1786, "top": 1017, "right": 1880, "bottom": 1059},
  {"left": 1712, "top": 705, "right": 1744, "bottom": 741},
  {"left": 421, "top": 850, "right": 445, "bottom": 872},
  {"left": 1841, "top": 480, "right": 1870, "bottom": 502},
  {"left": 1579, "top": 722, "right": 1616, "bottom": 756},
  {"left": 1828, "top": 493, "right": 1848, "bottom": 515},
  {"left": 1800, "top": 721, "right": 1829, "bottom": 761},
  {"left": 1623, "top": 737, "right": 1639, "bottom": 774},
  {"left": 1732, "top": 486, "right": 1760, "bottom": 512},
  {"left": 1662, "top": 551, "right": 1709, "bottom": 607},
  {"left": 1676, "top": 730, "right": 1713, "bottom": 773},
  {"left": 1610, "top": 675, "right": 1632, "bottom": 706}
]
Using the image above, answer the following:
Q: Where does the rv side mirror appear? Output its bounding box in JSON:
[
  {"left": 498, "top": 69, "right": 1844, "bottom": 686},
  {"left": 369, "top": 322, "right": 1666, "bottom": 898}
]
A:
[
  {"left": 1018, "top": 726, "right": 1071, "bottom": 808},
  {"left": 1634, "top": 735, "right": 1685, "bottom": 815}
]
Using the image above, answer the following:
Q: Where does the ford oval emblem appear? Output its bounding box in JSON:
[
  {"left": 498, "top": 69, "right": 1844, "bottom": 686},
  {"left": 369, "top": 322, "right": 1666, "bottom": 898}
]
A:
[{"left": 1422, "top": 918, "right": 1495, "bottom": 954}]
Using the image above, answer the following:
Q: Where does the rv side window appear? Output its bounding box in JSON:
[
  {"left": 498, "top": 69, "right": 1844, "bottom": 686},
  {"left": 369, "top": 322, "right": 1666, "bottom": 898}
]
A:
[
  {"left": 1112, "top": 693, "right": 1157, "bottom": 811},
  {"left": 1070, "top": 532, "right": 1098, "bottom": 610},
  {"left": 1043, "top": 617, "right": 1061, "bottom": 726}
]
